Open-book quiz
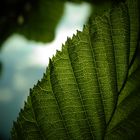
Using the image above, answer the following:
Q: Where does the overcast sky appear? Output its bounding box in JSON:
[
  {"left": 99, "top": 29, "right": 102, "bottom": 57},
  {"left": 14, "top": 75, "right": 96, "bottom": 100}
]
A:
[{"left": 0, "top": 2, "right": 91, "bottom": 140}]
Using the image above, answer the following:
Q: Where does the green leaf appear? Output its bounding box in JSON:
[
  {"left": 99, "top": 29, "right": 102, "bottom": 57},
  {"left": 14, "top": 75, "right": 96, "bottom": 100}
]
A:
[{"left": 11, "top": 0, "right": 140, "bottom": 139}]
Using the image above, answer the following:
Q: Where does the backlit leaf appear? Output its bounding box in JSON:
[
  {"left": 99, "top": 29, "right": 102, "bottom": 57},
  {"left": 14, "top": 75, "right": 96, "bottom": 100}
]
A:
[{"left": 11, "top": 0, "right": 140, "bottom": 139}]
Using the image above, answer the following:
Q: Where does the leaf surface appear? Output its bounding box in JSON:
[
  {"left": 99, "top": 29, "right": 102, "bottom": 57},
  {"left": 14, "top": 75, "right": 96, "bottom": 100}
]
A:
[{"left": 11, "top": 0, "right": 140, "bottom": 139}]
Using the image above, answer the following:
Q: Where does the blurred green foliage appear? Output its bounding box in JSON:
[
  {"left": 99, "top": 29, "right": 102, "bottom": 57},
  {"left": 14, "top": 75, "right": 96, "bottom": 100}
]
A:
[
  {"left": 0, "top": 0, "right": 125, "bottom": 48},
  {"left": 0, "top": 0, "right": 65, "bottom": 47}
]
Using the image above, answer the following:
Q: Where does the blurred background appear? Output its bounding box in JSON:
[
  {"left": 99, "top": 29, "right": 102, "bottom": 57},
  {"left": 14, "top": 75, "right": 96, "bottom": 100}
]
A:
[{"left": 0, "top": 1, "right": 92, "bottom": 139}]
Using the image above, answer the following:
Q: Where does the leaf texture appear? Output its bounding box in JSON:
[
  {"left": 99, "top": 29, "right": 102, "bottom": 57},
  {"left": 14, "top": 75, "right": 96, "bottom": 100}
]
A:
[{"left": 11, "top": 0, "right": 140, "bottom": 139}]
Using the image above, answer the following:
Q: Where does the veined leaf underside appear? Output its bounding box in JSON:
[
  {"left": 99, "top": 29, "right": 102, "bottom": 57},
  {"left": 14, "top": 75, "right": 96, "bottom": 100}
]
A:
[{"left": 11, "top": 0, "right": 140, "bottom": 139}]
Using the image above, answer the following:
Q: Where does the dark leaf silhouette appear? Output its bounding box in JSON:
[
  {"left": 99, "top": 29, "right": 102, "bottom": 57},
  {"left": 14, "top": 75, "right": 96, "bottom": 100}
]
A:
[{"left": 0, "top": 0, "right": 64, "bottom": 46}]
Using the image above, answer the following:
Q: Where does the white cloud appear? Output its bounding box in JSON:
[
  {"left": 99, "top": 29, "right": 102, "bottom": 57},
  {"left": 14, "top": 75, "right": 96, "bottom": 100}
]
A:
[
  {"left": 12, "top": 73, "right": 30, "bottom": 92},
  {"left": 59, "top": 2, "right": 91, "bottom": 29},
  {"left": 0, "top": 89, "right": 13, "bottom": 102}
]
